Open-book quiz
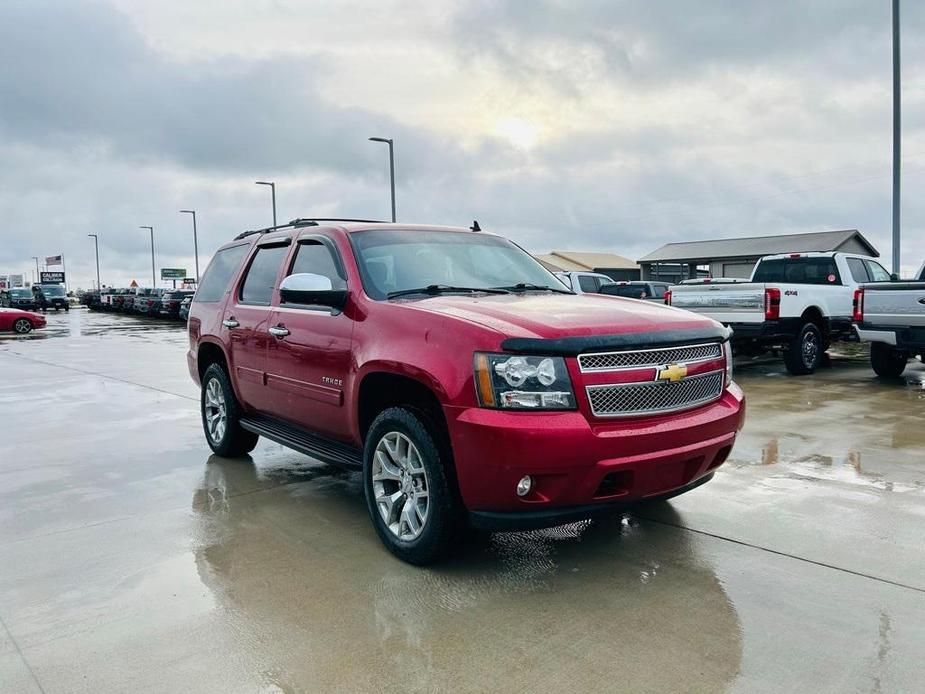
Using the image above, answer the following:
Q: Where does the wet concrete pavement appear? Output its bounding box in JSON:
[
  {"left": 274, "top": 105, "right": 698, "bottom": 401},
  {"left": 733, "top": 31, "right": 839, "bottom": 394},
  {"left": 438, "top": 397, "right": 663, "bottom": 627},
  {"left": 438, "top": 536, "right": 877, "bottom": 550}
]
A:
[{"left": 1, "top": 310, "right": 923, "bottom": 692}]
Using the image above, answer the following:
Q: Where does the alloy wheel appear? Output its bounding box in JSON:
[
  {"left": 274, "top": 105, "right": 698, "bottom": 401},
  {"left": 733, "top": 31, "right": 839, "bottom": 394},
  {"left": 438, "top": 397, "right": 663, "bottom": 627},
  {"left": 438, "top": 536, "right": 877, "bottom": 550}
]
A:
[
  {"left": 372, "top": 431, "right": 430, "bottom": 541},
  {"left": 802, "top": 330, "right": 819, "bottom": 368},
  {"left": 204, "top": 378, "right": 227, "bottom": 443},
  {"left": 13, "top": 319, "right": 32, "bottom": 334}
]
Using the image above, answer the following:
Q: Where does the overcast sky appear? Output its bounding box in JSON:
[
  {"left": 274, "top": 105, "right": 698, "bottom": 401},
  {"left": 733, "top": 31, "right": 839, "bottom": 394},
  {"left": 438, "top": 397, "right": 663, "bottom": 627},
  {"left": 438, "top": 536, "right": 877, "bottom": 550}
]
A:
[{"left": 2, "top": 0, "right": 924, "bottom": 288}]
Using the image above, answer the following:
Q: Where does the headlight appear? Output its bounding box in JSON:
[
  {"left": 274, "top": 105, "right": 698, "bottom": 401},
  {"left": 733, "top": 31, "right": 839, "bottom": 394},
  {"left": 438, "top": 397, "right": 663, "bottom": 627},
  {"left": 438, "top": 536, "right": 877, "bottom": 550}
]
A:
[
  {"left": 474, "top": 353, "right": 576, "bottom": 410},
  {"left": 722, "top": 340, "right": 733, "bottom": 386}
]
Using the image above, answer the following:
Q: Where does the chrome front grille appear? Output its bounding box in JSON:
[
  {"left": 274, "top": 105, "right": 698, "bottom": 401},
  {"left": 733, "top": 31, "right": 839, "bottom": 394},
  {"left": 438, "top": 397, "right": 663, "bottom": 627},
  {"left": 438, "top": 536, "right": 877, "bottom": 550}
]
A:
[
  {"left": 578, "top": 342, "right": 722, "bottom": 372},
  {"left": 586, "top": 370, "right": 724, "bottom": 417}
]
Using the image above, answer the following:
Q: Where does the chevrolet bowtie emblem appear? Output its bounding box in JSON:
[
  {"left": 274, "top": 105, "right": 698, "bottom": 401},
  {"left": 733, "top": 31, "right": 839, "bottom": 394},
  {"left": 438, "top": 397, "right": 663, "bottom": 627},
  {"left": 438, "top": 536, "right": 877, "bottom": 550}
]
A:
[{"left": 656, "top": 363, "right": 688, "bottom": 383}]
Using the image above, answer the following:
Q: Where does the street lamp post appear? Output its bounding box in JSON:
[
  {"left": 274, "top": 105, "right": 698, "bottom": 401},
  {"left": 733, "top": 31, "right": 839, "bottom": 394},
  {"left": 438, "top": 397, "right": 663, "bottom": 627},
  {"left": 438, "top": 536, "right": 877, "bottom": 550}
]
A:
[
  {"left": 31, "top": 257, "right": 40, "bottom": 284},
  {"left": 180, "top": 210, "right": 200, "bottom": 283},
  {"left": 368, "top": 137, "right": 396, "bottom": 222},
  {"left": 255, "top": 181, "right": 277, "bottom": 227},
  {"left": 892, "top": 0, "right": 902, "bottom": 275},
  {"left": 139, "top": 226, "right": 155, "bottom": 287},
  {"left": 87, "top": 234, "right": 101, "bottom": 290}
]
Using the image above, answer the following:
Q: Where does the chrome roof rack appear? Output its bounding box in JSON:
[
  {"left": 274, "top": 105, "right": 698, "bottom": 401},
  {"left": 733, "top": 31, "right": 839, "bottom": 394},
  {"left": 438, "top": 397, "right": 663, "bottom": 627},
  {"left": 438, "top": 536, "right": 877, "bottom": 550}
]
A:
[{"left": 234, "top": 218, "right": 386, "bottom": 240}]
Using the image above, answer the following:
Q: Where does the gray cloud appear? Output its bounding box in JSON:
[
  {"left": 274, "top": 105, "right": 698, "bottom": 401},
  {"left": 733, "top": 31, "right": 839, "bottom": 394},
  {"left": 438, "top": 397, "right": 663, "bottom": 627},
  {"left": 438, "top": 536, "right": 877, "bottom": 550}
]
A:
[{"left": 1, "top": 0, "right": 923, "bottom": 290}]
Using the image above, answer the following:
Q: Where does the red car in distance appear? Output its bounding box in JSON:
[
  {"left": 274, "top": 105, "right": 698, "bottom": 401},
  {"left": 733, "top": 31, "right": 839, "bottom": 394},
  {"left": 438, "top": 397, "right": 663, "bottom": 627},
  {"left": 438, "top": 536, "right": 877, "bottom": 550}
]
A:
[{"left": 0, "top": 307, "right": 46, "bottom": 334}]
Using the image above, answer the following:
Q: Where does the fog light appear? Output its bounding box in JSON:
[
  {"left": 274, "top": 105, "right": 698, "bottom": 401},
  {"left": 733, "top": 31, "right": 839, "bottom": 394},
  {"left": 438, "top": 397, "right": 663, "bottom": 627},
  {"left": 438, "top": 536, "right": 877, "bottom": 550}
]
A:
[{"left": 516, "top": 475, "right": 533, "bottom": 497}]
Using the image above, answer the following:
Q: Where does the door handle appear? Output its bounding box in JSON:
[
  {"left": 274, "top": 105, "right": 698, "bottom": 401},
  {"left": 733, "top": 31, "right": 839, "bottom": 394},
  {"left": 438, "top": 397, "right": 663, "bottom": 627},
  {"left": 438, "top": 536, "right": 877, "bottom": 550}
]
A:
[
  {"left": 222, "top": 318, "right": 239, "bottom": 328},
  {"left": 269, "top": 326, "right": 290, "bottom": 338}
]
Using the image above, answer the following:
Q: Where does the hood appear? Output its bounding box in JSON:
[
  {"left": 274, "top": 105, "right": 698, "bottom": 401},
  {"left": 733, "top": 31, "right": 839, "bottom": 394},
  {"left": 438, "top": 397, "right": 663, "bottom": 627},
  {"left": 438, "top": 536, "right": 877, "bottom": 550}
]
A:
[{"left": 394, "top": 292, "right": 718, "bottom": 340}]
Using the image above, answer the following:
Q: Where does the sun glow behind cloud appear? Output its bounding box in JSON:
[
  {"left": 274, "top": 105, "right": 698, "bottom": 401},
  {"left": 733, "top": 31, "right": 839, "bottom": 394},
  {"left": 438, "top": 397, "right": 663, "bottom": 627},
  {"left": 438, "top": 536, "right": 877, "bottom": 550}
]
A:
[{"left": 494, "top": 117, "right": 542, "bottom": 150}]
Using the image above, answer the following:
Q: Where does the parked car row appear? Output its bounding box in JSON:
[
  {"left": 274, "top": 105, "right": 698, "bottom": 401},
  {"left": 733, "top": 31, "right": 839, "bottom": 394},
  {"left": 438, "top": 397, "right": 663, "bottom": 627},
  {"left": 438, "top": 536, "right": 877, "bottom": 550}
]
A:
[
  {"left": 85, "top": 287, "right": 194, "bottom": 320},
  {"left": 2, "top": 285, "right": 69, "bottom": 312}
]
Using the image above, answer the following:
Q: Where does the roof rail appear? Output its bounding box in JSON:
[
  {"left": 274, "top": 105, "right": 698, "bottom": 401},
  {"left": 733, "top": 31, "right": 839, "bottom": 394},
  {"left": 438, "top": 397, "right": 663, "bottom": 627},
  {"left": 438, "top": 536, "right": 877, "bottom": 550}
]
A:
[
  {"left": 288, "top": 217, "right": 386, "bottom": 226},
  {"left": 234, "top": 218, "right": 386, "bottom": 240}
]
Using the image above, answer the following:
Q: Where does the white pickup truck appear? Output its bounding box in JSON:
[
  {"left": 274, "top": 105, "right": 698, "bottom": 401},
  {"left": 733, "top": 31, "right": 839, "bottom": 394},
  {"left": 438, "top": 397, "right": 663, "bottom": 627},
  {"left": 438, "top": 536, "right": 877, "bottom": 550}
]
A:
[
  {"left": 853, "top": 261, "right": 925, "bottom": 377},
  {"left": 667, "top": 252, "right": 893, "bottom": 375}
]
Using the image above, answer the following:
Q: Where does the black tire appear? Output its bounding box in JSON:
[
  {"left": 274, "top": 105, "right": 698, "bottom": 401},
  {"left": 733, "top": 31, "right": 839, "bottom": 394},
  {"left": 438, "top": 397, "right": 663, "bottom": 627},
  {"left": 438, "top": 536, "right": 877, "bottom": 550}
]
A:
[
  {"left": 784, "top": 322, "right": 823, "bottom": 375},
  {"left": 12, "top": 318, "right": 33, "bottom": 334},
  {"left": 870, "top": 342, "right": 908, "bottom": 378},
  {"left": 200, "top": 363, "right": 259, "bottom": 457},
  {"left": 363, "top": 407, "right": 460, "bottom": 565}
]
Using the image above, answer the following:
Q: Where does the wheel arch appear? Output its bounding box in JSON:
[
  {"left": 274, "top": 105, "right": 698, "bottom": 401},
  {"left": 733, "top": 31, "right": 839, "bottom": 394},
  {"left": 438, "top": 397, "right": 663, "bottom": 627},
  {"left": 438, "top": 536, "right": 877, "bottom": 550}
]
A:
[
  {"left": 800, "top": 306, "right": 827, "bottom": 335},
  {"left": 356, "top": 369, "right": 449, "bottom": 446},
  {"left": 197, "top": 339, "right": 230, "bottom": 382}
]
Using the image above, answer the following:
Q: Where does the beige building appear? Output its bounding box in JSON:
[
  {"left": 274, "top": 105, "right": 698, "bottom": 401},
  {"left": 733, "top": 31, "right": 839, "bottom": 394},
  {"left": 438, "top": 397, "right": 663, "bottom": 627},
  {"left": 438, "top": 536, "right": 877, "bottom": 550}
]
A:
[{"left": 534, "top": 250, "right": 640, "bottom": 281}]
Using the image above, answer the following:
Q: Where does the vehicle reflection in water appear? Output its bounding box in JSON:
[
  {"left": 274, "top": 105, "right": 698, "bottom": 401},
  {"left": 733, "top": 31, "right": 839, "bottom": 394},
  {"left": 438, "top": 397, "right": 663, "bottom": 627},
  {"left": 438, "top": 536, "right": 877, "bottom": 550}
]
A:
[
  {"left": 0, "top": 307, "right": 187, "bottom": 344},
  {"left": 190, "top": 455, "right": 743, "bottom": 692}
]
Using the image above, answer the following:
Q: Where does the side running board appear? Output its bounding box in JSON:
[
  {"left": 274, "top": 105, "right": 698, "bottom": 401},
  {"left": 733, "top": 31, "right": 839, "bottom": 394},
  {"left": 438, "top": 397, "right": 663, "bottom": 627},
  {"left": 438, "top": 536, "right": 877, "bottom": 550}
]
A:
[{"left": 239, "top": 415, "right": 363, "bottom": 469}]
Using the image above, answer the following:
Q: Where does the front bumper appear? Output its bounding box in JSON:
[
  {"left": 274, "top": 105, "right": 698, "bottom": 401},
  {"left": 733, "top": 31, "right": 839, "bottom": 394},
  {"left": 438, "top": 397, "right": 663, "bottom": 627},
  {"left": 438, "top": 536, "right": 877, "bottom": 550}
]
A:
[{"left": 445, "top": 384, "right": 744, "bottom": 520}]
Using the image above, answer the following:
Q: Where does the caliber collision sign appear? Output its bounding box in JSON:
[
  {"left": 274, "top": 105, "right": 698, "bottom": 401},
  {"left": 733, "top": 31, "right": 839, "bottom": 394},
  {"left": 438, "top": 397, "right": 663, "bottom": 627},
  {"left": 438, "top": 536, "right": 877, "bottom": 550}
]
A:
[
  {"left": 160, "top": 268, "right": 187, "bottom": 280},
  {"left": 40, "top": 271, "right": 65, "bottom": 283}
]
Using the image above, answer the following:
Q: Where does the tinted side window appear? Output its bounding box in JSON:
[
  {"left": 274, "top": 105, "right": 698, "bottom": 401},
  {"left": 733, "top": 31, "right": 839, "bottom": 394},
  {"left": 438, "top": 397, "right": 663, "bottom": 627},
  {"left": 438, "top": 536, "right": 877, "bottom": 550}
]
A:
[
  {"left": 864, "top": 260, "right": 891, "bottom": 282},
  {"left": 195, "top": 244, "right": 249, "bottom": 302},
  {"left": 601, "top": 285, "right": 645, "bottom": 298},
  {"left": 651, "top": 285, "right": 666, "bottom": 299},
  {"left": 846, "top": 258, "right": 870, "bottom": 283},
  {"left": 289, "top": 241, "right": 346, "bottom": 290},
  {"left": 752, "top": 258, "right": 840, "bottom": 285},
  {"left": 240, "top": 245, "right": 289, "bottom": 305},
  {"left": 578, "top": 275, "right": 598, "bottom": 292}
]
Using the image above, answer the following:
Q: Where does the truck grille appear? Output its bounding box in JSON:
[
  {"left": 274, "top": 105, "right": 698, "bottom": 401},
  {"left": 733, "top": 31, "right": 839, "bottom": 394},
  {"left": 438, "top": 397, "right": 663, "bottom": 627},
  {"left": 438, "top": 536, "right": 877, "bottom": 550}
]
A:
[
  {"left": 586, "top": 370, "right": 724, "bottom": 417},
  {"left": 578, "top": 343, "right": 722, "bottom": 372}
]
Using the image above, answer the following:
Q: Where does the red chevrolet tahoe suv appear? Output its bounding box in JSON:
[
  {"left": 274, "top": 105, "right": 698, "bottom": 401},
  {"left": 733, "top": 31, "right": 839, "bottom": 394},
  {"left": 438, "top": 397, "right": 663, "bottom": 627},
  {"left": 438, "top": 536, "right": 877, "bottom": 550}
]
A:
[{"left": 187, "top": 219, "right": 745, "bottom": 563}]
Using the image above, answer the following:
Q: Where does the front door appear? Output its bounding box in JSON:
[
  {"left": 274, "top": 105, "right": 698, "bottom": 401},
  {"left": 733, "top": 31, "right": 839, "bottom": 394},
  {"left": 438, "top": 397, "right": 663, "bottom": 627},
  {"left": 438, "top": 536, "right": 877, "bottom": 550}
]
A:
[
  {"left": 226, "top": 241, "right": 291, "bottom": 413},
  {"left": 264, "top": 237, "right": 353, "bottom": 440}
]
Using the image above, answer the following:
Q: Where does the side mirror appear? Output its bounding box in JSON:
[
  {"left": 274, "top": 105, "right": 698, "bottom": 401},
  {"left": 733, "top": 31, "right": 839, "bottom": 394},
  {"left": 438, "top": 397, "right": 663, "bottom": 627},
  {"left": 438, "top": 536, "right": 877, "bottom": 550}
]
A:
[
  {"left": 891, "top": 273, "right": 900, "bottom": 281},
  {"left": 279, "top": 273, "right": 347, "bottom": 309}
]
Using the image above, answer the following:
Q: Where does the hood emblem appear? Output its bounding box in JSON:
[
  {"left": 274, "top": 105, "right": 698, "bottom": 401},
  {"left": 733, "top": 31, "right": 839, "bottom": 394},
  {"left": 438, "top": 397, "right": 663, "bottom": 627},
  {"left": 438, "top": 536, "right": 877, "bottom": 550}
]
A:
[{"left": 656, "top": 363, "right": 688, "bottom": 383}]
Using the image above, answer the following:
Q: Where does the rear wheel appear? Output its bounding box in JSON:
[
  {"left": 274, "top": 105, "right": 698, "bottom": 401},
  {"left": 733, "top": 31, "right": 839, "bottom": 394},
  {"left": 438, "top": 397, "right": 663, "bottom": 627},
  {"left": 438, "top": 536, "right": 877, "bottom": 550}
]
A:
[
  {"left": 784, "top": 322, "right": 823, "bottom": 375},
  {"left": 12, "top": 318, "right": 33, "bottom": 334},
  {"left": 200, "top": 363, "right": 259, "bottom": 457},
  {"left": 363, "top": 407, "right": 459, "bottom": 564},
  {"left": 870, "top": 342, "right": 908, "bottom": 378}
]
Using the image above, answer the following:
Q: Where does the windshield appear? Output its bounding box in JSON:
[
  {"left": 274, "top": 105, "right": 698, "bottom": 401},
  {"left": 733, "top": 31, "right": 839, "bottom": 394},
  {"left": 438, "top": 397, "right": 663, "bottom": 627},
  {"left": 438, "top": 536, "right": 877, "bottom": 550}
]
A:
[
  {"left": 351, "top": 229, "right": 567, "bottom": 300},
  {"left": 38, "top": 285, "right": 66, "bottom": 297},
  {"left": 10, "top": 289, "right": 31, "bottom": 298}
]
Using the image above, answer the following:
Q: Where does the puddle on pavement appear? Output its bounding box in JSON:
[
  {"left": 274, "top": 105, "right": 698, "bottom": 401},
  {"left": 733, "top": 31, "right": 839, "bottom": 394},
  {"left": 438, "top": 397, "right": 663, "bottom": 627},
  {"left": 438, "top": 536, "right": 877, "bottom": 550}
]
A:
[{"left": 185, "top": 455, "right": 743, "bottom": 692}]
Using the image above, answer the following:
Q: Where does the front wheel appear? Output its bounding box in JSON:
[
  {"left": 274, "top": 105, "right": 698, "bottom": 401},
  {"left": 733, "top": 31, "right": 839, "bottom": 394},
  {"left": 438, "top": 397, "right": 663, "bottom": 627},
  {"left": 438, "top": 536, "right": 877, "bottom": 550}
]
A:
[
  {"left": 200, "top": 363, "right": 259, "bottom": 457},
  {"left": 784, "top": 322, "right": 823, "bottom": 375},
  {"left": 12, "top": 318, "right": 33, "bottom": 334},
  {"left": 363, "top": 407, "right": 459, "bottom": 565},
  {"left": 870, "top": 342, "right": 908, "bottom": 378}
]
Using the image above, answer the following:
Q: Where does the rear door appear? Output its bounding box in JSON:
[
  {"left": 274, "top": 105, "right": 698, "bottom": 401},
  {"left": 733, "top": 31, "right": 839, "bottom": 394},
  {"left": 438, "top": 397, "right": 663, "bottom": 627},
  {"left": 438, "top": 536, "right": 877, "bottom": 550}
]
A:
[
  {"left": 225, "top": 238, "right": 291, "bottom": 413},
  {"left": 264, "top": 236, "right": 353, "bottom": 439}
]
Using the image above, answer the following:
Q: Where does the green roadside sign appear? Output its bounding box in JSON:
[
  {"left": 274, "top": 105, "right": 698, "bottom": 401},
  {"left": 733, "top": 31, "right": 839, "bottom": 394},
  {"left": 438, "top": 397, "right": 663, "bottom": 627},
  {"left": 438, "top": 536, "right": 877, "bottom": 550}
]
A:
[{"left": 160, "top": 268, "right": 186, "bottom": 280}]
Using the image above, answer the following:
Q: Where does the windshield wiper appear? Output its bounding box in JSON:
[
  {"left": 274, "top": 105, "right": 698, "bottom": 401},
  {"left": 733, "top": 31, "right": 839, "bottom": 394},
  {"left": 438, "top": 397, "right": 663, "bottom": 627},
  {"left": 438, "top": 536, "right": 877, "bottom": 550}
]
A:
[
  {"left": 387, "top": 284, "right": 512, "bottom": 300},
  {"left": 494, "top": 283, "right": 573, "bottom": 294}
]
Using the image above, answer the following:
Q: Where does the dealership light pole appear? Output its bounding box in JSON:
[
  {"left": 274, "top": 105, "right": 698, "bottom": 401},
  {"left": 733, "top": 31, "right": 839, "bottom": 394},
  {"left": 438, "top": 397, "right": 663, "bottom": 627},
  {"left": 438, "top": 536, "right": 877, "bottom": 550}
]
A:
[
  {"left": 87, "top": 234, "right": 101, "bottom": 290},
  {"left": 31, "top": 257, "right": 40, "bottom": 284},
  {"left": 892, "top": 0, "right": 901, "bottom": 275},
  {"left": 139, "top": 226, "right": 155, "bottom": 287},
  {"left": 180, "top": 210, "right": 200, "bottom": 283},
  {"left": 255, "top": 181, "right": 277, "bottom": 227},
  {"left": 368, "top": 137, "right": 396, "bottom": 222}
]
